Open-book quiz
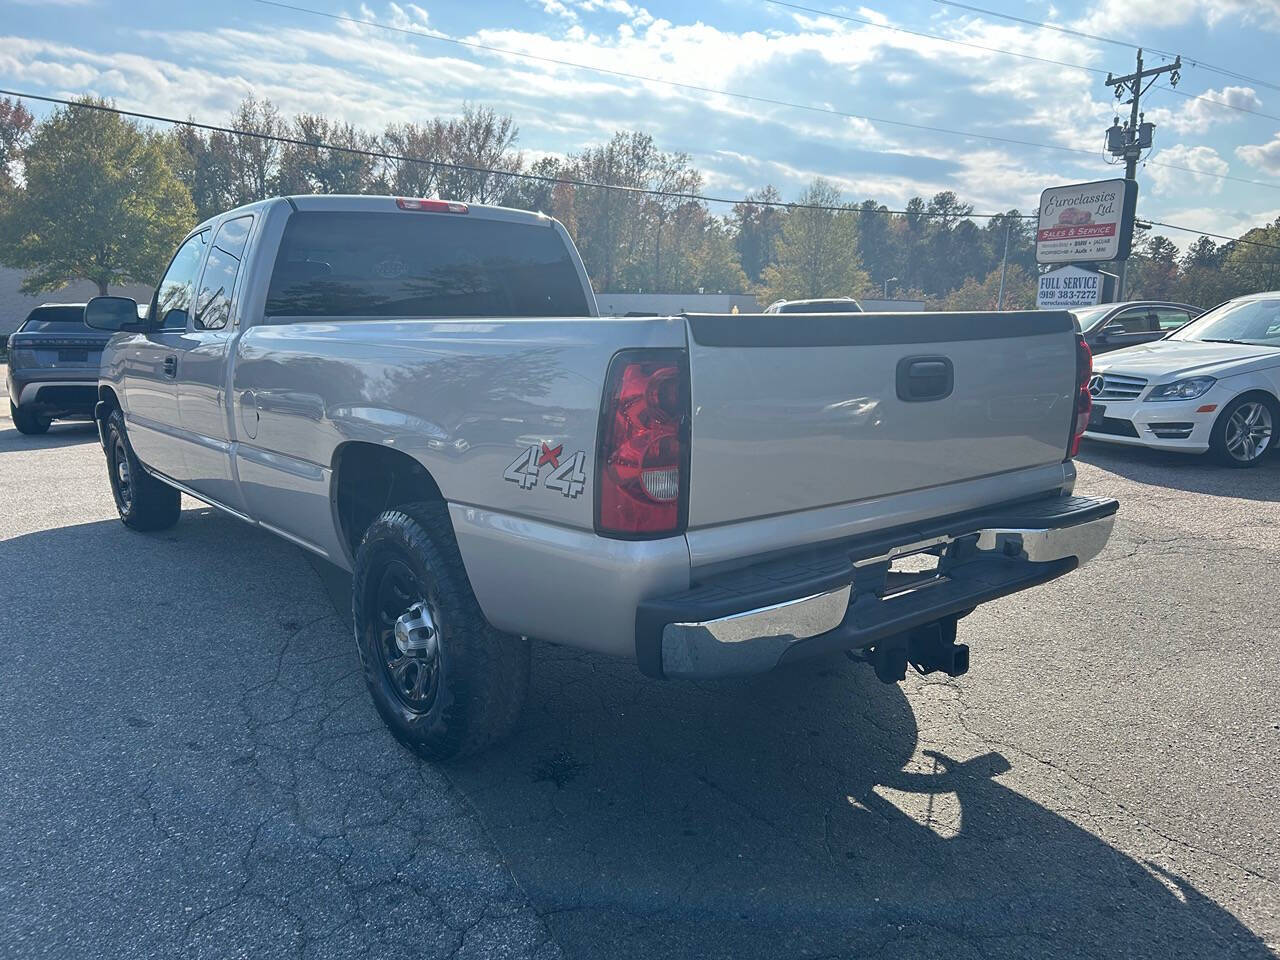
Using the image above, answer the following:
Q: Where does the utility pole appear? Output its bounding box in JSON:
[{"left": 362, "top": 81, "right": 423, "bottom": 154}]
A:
[
  {"left": 1104, "top": 49, "right": 1181, "bottom": 300},
  {"left": 996, "top": 219, "right": 1011, "bottom": 310}
]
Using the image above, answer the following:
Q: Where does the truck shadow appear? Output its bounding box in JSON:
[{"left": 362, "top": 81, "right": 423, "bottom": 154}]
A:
[
  {"left": 1, "top": 512, "right": 1269, "bottom": 960},
  {"left": 1077, "top": 439, "right": 1280, "bottom": 500},
  {"left": 441, "top": 648, "right": 1273, "bottom": 959}
]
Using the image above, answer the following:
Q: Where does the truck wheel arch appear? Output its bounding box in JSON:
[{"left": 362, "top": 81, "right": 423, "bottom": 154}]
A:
[{"left": 332, "top": 442, "right": 446, "bottom": 561}]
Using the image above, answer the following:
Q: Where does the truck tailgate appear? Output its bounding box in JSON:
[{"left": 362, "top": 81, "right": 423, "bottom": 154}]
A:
[{"left": 683, "top": 311, "right": 1078, "bottom": 528}]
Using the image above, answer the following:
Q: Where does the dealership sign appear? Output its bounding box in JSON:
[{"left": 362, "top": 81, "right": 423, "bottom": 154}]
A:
[
  {"left": 1037, "top": 265, "right": 1102, "bottom": 308},
  {"left": 1036, "top": 178, "right": 1138, "bottom": 264}
]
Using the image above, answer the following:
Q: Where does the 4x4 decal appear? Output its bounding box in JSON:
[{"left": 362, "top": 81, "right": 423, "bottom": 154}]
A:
[{"left": 504, "top": 442, "right": 588, "bottom": 499}]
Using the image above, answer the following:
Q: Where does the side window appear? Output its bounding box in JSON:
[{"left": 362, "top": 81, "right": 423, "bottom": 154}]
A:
[
  {"left": 1153, "top": 307, "right": 1191, "bottom": 331},
  {"left": 1109, "top": 309, "right": 1150, "bottom": 335},
  {"left": 195, "top": 216, "right": 253, "bottom": 331},
  {"left": 153, "top": 231, "right": 208, "bottom": 331}
]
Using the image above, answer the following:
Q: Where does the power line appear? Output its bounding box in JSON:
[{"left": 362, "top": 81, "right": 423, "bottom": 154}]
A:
[
  {"left": 0, "top": 87, "right": 1035, "bottom": 219},
  {"left": 1146, "top": 219, "right": 1280, "bottom": 253},
  {"left": 9, "top": 87, "right": 1280, "bottom": 255},
  {"left": 768, "top": 0, "right": 1280, "bottom": 126},
  {"left": 253, "top": 0, "right": 1280, "bottom": 192},
  {"left": 922, "top": 0, "right": 1280, "bottom": 93},
  {"left": 1151, "top": 84, "right": 1280, "bottom": 125}
]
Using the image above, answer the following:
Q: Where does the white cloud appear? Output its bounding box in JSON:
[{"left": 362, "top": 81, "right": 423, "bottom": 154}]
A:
[
  {"left": 1077, "top": 0, "right": 1280, "bottom": 33},
  {"left": 1147, "top": 144, "right": 1230, "bottom": 195},
  {"left": 1148, "top": 86, "right": 1264, "bottom": 135},
  {"left": 1236, "top": 133, "right": 1280, "bottom": 174}
]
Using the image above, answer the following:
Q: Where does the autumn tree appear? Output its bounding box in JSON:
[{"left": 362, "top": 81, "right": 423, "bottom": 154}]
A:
[
  {"left": 759, "top": 178, "right": 867, "bottom": 302},
  {"left": 0, "top": 98, "right": 193, "bottom": 295}
]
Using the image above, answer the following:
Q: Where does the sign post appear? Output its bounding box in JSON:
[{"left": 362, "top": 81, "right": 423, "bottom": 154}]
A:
[
  {"left": 1036, "top": 179, "right": 1138, "bottom": 302},
  {"left": 1036, "top": 265, "right": 1102, "bottom": 309}
]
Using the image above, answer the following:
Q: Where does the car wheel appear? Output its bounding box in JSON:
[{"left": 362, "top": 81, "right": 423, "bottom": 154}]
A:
[
  {"left": 1209, "top": 393, "right": 1278, "bottom": 468},
  {"left": 105, "top": 409, "right": 181, "bottom": 530},
  {"left": 352, "top": 500, "right": 530, "bottom": 761},
  {"left": 10, "top": 401, "right": 50, "bottom": 435}
]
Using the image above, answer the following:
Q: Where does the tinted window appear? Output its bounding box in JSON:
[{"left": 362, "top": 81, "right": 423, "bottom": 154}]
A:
[
  {"left": 265, "top": 212, "right": 590, "bottom": 319},
  {"left": 1108, "top": 308, "right": 1156, "bottom": 334},
  {"left": 1152, "top": 307, "right": 1192, "bottom": 331},
  {"left": 1069, "top": 304, "right": 1114, "bottom": 332},
  {"left": 19, "top": 306, "right": 87, "bottom": 331},
  {"left": 153, "top": 231, "right": 208, "bottom": 330},
  {"left": 195, "top": 216, "right": 253, "bottom": 331}
]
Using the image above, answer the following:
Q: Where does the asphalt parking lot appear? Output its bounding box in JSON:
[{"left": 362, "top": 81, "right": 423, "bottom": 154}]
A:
[{"left": 1, "top": 404, "right": 1277, "bottom": 958}]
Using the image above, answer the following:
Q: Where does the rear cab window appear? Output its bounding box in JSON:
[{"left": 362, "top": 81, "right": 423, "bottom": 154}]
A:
[
  {"left": 264, "top": 212, "right": 590, "bottom": 319},
  {"left": 19, "top": 306, "right": 89, "bottom": 332}
]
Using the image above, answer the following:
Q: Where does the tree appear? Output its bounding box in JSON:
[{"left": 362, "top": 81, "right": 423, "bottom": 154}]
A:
[
  {"left": 0, "top": 97, "right": 34, "bottom": 189},
  {"left": 940, "top": 265, "right": 1036, "bottom": 311},
  {"left": 1128, "top": 234, "right": 1179, "bottom": 300},
  {"left": 0, "top": 99, "right": 194, "bottom": 295},
  {"left": 759, "top": 178, "right": 867, "bottom": 302},
  {"left": 731, "top": 186, "right": 785, "bottom": 284},
  {"left": 277, "top": 114, "right": 377, "bottom": 194}
]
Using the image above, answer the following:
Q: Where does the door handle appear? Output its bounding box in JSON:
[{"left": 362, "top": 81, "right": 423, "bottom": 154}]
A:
[
  {"left": 162, "top": 355, "right": 177, "bottom": 379},
  {"left": 896, "top": 355, "right": 954, "bottom": 402}
]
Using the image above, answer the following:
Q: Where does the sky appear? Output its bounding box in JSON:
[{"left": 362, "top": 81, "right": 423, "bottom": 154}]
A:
[{"left": 3, "top": 0, "right": 1280, "bottom": 247}]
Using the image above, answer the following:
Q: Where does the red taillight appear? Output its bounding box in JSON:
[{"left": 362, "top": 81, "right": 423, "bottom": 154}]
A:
[
  {"left": 596, "top": 351, "right": 689, "bottom": 537},
  {"left": 395, "top": 197, "right": 469, "bottom": 214},
  {"left": 1069, "top": 334, "right": 1092, "bottom": 458}
]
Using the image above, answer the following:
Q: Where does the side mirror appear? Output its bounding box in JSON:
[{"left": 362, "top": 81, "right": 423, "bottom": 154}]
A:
[{"left": 84, "top": 296, "right": 145, "bottom": 332}]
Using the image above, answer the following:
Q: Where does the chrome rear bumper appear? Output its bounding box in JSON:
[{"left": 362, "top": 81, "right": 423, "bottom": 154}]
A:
[{"left": 647, "top": 501, "right": 1116, "bottom": 680}]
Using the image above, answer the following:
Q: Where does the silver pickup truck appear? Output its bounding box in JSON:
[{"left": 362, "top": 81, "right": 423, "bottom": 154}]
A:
[{"left": 86, "top": 195, "right": 1116, "bottom": 759}]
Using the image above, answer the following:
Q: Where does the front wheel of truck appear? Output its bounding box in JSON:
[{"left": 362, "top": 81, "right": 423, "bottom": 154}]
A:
[
  {"left": 352, "top": 501, "right": 530, "bottom": 761},
  {"left": 105, "top": 409, "right": 181, "bottom": 531}
]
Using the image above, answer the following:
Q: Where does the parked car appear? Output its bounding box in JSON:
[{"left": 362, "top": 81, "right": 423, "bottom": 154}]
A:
[
  {"left": 764, "top": 297, "right": 863, "bottom": 313},
  {"left": 1070, "top": 300, "right": 1201, "bottom": 355},
  {"left": 86, "top": 194, "right": 1116, "bottom": 759},
  {"left": 5, "top": 303, "right": 114, "bottom": 435},
  {"left": 1085, "top": 292, "right": 1280, "bottom": 466}
]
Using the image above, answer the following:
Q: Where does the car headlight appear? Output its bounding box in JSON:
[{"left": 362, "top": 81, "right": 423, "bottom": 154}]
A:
[{"left": 1146, "top": 376, "right": 1217, "bottom": 401}]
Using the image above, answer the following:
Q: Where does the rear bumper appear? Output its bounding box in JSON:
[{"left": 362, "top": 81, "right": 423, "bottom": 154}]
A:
[
  {"left": 10, "top": 370, "right": 98, "bottom": 417},
  {"left": 637, "top": 494, "right": 1117, "bottom": 679}
]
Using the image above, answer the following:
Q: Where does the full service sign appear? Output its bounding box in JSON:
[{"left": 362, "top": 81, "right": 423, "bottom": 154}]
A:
[
  {"left": 1037, "top": 265, "right": 1101, "bottom": 308},
  {"left": 1036, "top": 179, "right": 1138, "bottom": 265}
]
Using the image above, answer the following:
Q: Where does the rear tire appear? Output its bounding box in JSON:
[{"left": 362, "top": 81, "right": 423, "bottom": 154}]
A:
[
  {"left": 1209, "top": 393, "right": 1278, "bottom": 468},
  {"left": 105, "top": 409, "right": 181, "bottom": 530},
  {"left": 352, "top": 500, "right": 530, "bottom": 761},
  {"left": 10, "top": 402, "right": 50, "bottom": 435}
]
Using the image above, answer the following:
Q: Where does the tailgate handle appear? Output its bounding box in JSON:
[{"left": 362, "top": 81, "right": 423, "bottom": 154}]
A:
[{"left": 897, "top": 356, "right": 953, "bottom": 402}]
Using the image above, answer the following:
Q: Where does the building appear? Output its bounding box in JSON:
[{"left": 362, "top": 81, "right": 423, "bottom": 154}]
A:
[{"left": 0, "top": 266, "right": 152, "bottom": 336}]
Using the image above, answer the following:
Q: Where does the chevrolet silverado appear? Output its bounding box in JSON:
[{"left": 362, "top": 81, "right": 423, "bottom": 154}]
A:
[{"left": 85, "top": 195, "right": 1117, "bottom": 759}]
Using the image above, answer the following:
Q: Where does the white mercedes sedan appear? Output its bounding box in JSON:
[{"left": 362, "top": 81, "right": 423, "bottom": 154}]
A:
[{"left": 1084, "top": 292, "right": 1280, "bottom": 467}]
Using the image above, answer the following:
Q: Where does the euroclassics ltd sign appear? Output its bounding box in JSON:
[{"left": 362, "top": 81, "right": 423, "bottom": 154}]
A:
[{"left": 1035, "top": 178, "right": 1139, "bottom": 265}]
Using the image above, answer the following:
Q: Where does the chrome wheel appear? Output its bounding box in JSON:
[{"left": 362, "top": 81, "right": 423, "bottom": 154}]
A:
[
  {"left": 374, "top": 560, "right": 440, "bottom": 712},
  {"left": 113, "top": 438, "right": 133, "bottom": 512},
  {"left": 1224, "top": 400, "right": 1273, "bottom": 463}
]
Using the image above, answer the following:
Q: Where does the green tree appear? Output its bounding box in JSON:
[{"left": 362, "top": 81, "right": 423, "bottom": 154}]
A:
[
  {"left": 939, "top": 265, "right": 1036, "bottom": 310},
  {"left": 731, "top": 186, "right": 785, "bottom": 284},
  {"left": 759, "top": 178, "right": 867, "bottom": 302},
  {"left": 0, "top": 97, "right": 34, "bottom": 189},
  {"left": 1128, "top": 234, "right": 1180, "bottom": 300},
  {"left": 0, "top": 98, "right": 194, "bottom": 295}
]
